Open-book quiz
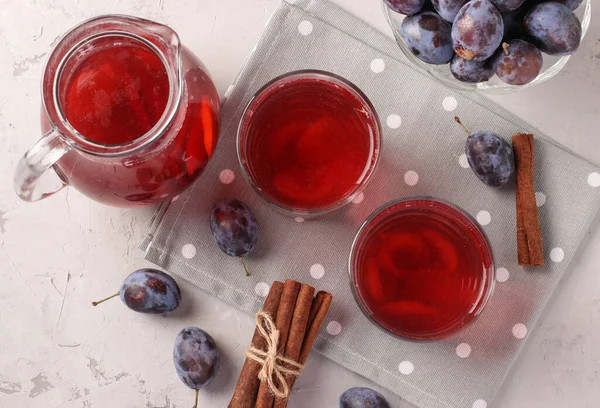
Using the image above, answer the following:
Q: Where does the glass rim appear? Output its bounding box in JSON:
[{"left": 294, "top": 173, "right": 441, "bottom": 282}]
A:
[
  {"left": 236, "top": 69, "right": 383, "bottom": 216},
  {"left": 348, "top": 196, "right": 496, "bottom": 341},
  {"left": 43, "top": 15, "right": 183, "bottom": 157}
]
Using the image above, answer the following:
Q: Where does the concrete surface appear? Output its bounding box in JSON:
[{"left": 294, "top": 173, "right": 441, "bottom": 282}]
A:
[{"left": 1, "top": 1, "right": 599, "bottom": 407}]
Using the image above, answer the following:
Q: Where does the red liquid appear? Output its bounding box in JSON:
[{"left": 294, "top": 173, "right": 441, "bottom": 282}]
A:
[
  {"left": 49, "top": 36, "right": 219, "bottom": 207},
  {"left": 62, "top": 43, "right": 170, "bottom": 145},
  {"left": 353, "top": 200, "right": 494, "bottom": 339},
  {"left": 241, "top": 73, "right": 379, "bottom": 211}
]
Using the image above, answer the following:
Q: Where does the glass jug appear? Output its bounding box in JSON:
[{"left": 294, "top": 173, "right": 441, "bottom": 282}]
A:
[{"left": 14, "top": 15, "right": 220, "bottom": 207}]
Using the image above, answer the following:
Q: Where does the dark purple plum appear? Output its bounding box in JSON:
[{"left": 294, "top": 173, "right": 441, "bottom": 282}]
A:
[
  {"left": 524, "top": 2, "right": 581, "bottom": 55},
  {"left": 174, "top": 327, "right": 220, "bottom": 407},
  {"left": 92, "top": 269, "right": 181, "bottom": 314},
  {"left": 340, "top": 387, "right": 390, "bottom": 408},
  {"left": 450, "top": 55, "right": 494, "bottom": 82},
  {"left": 401, "top": 12, "right": 454, "bottom": 65},
  {"left": 210, "top": 198, "right": 258, "bottom": 276},
  {"left": 489, "top": 0, "right": 526, "bottom": 12},
  {"left": 384, "top": 0, "right": 426, "bottom": 15},
  {"left": 465, "top": 130, "right": 515, "bottom": 187},
  {"left": 431, "top": 0, "right": 468, "bottom": 22},
  {"left": 452, "top": 0, "right": 504, "bottom": 61},
  {"left": 493, "top": 40, "right": 543, "bottom": 85}
]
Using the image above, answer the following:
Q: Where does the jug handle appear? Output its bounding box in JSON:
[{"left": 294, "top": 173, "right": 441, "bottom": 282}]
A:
[{"left": 14, "top": 129, "right": 70, "bottom": 202}]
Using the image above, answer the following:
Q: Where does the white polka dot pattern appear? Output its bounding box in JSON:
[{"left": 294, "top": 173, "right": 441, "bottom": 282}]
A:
[
  {"left": 550, "top": 248, "right": 565, "bottom": 263},
  {"left": 352, "top": 192, "right": 365, "bottom": 204},
  {"left": 512, "top": 323, "right": 528, "bottom": 339},
  {"left": 473, "top": 400, "right": 487, "bottom": 408},
  {"left": 386, "top": 114, "right": 402, "bottom": 129},
  {"left": 310, "top": 264, "right": 325, "bottom": 279},
  {"left": 476, "top": 210, "right": 491, "bottom": 226},
  {"left": 456, "top": 343, "right": 472, "bottom": 358},
  {"left": 219, "top": 169, "right": 235, "bottom": 184},
  {"left": 588, "top": 172, "right": 600, "bottom": 187},
  {"left": 496, "top": 267, "right": 510, "bottom": 283},
  {"left": 398, "top": 361, "right": 414, "bottom": 375},
  {"left": 181, "top": 244, "right": 197, "bottom": 259},
  {"left": 404, "top": 171, "right": 419, "bottom": 186},
  {"left": 327, "top": 321, "right": 342, "bottom": 336},
  {"left": 370, "top": 58, "right": 385, "bottom": 73},
  {"left": 443, "top": 96, "right": 458, "bottom": 112},
  {"left": 298, "top": 21, "right": 313, "bottom": 36},
  {"left": 255, "top": 282, "right": 270, "bottom": 297},
  {"left": 535, "top": 192, "right": 546, "bottom": 207}
]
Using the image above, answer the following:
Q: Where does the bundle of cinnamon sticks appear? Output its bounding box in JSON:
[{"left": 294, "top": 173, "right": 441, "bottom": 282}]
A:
[{"left": 229, "top": 280, "right": 333, "bottom": 408}]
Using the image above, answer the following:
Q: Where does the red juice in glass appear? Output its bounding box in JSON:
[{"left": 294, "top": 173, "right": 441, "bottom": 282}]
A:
[
  {"left": 238, "top": 71, "right": 381, "bottom": 215},
  {"left": 39, "top": 24, "right": 219, "bottom": 207},
  {"left": 350, "top": 198, "right": 495, "bottom": 340}
]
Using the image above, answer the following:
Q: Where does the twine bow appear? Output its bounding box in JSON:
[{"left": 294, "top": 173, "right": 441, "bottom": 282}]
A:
[{"left": 245, "top": 312, "right": 304, "bottom": 399}]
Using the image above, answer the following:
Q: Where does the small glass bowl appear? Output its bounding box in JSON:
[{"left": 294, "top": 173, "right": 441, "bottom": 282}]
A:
[
  {"left": 349, "top": 197, "right": 495, "bottom": 340},
  {"left": 237, "top": 70, "right": 382, "bottom": 218},
  {"left": 382, "top": 0, "right": 592, "bottom": 94}
]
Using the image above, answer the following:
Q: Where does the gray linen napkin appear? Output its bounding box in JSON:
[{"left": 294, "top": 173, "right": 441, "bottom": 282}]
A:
[{"left": 144, "top": 1, "right": 600, "bottom": 407}]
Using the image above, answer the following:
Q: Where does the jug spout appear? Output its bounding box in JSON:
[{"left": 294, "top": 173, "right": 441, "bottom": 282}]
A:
[
  {"left": 144, "top": 19, "right": 181, "bottom": 53},
  {"left": 112, "top": 17, "right": 184, "bottom": 101},
  {"left": 135, "top": 17, "right": 183, "bottom": 80}
]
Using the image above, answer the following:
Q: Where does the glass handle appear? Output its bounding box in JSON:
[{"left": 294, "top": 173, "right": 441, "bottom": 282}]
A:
[{"left": 14, "top": 129, "right": 70, "bottom": 202}]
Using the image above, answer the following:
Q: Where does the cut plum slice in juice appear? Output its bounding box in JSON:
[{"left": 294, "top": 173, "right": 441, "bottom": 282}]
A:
[
  {"left": 362, "top": 255, "right": 385, "bottom": 301},
  {"left": 272, "top": 169, "right": 333, "bottom": 205},
  {"left": 378, "top": 232, "right": 432, "bottom": 278},
  {"left": 295, "top": 116, "right": 346, "bottom": 168},
  {"left": 183, "top": 113, "right": 208, "bottom": 176},
  {"left": 421, "top": 228, "right": 459, "bottom": 274},
  {"left": 264, "top": 121, "right": 305, "bottom": 170},
  {"left": 201, "top": 97, "right": 216, "bottom": 157}
]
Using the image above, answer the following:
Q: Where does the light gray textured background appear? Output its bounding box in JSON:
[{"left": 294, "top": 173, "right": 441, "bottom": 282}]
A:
[
  {"left": 145, "top": 2, "right": 600, "bottom": 408},
  {"left": 1, "top": 1, "right": 599, "bottom": 408}
]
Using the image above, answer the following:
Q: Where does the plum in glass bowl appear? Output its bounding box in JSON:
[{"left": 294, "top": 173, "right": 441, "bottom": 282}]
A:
[{"left": 382, "top": 0, "right": 591, "bottom": 94}]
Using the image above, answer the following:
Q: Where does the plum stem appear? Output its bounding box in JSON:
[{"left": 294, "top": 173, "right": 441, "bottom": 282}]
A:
[
  {"left": 192, "top": 389, "right": 199, "bottom": 408},
  {"left": 240, "top": 259, "right": 251, "bottom": 277},
  {"left": 454, "top": 116, "right": 471, "bottom": 136},
  {"left": 502, "top": 42, "right": 510, "bottom": 56},
  {"left": 92, "top": 292, "right": 119, "bottom": 306}
]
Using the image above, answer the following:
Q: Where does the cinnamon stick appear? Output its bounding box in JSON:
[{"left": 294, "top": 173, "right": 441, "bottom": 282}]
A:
[
  {"left": 273, "top": 284, "right": 316, "bottom": 408},
  {"left": 280, "top": 291, "right": 333, "bottom": 408},
  {"left": 255, "top": 280, "right": 301, "bottom": 408},
  {"left": 513, "top": 133, "right": 544, "bottom": 266},
  {"left": 299, "top": 291, "right": 333, "bottom": 364},
  {"left": 229, "top": 282, "right": 285, "bottom": 408}
]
